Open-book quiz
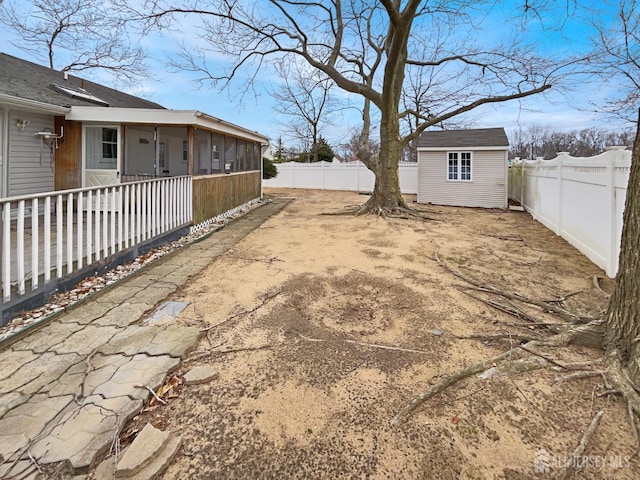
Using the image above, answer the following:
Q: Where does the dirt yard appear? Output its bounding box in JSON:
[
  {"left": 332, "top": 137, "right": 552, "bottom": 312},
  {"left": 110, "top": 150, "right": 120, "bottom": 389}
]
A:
[{"left": 129, "top": 188, "right": 638, "bottom": 479}]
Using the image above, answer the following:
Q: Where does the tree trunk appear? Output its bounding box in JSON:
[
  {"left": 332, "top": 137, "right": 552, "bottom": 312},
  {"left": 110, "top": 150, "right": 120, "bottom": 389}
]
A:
[
  {"left": 604, "top": 109, "right": 640, "bottom": 386},
  {"left": 357, "top": 7, "right": 414, "bottom": 215},
  {"left": 360, "top": 113, "right": 409, "bottom": 213}
]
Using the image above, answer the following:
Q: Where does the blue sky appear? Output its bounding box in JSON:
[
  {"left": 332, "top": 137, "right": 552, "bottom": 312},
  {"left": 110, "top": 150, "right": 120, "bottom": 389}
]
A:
[{"left": 0, "top": 1, "right": 633, "bottom": 149}]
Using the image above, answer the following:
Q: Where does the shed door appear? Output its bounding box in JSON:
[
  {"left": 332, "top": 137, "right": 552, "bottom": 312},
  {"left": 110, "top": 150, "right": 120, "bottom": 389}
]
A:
[{"left": 83, "top": 125, "right": 120, "bottom": 188}]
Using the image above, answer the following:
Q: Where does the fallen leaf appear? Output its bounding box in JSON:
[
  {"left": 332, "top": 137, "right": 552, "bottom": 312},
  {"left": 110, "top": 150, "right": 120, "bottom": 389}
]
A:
[{"left": 155, "top": 384, "right": 173, "bottom": 398}]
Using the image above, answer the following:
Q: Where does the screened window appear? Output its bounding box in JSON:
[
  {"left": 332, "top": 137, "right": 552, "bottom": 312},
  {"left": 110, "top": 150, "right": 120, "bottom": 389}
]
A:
[
  {"left": 447, "top": 152, "right": 472, "bottom": 181},
  {"left": 254, "top": 143, "right": 261, "bottom": 170},
  {"left": 211, "top": 133, "right": 224, "bottom": 172},
  {"left": 194, "top": 130, "right": 212, "bottom": 174},
  {"left": 237, "top": 139, "right": 247, "bottom": 171},
  {"left": 246, "top": 141, "right": 254, "bottom": 170},
  {"left": 225, "top": 136, "right": 237, "bottom": 171}
]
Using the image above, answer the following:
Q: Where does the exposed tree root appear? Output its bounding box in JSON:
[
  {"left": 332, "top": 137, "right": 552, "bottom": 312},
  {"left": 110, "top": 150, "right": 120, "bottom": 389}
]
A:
[
  {"left": 322, "top": 197, "right": 439, "bottom": 220},
  {"left": 455, "top": 332, "right": 543, "bottom": 343},
  {"left": 604, "top": 350, "right": 640, "bottom": 417},
  {"left": 464, "top": 291, "right": 550, "bottom": 327},
  {"left": 295, "top": 330, "right": 431, "bottom": 354},
  {"left": 592, "top": 275, "right": 609, "bottom": 296},
  {"left": 435, "top": 248, "right": 592, "bottom": 324},
  {"left": 479, "top": 232, "right": 524, "bottom": 241},
  {"left": 484, "top": 316, "right": 574, "bottom": 331},
  {"left": 392, "top": 246, "right": 640, "bottom": 446},
  {"left": 202, "top": 289, "right": 282, "bottom": 333},
  {"left": 391, "top": 324, "right": 611, "bottom": 426},
  {"left": 320, "top": 208, "right": 363, "bottom": 216},
  {"left": 628, "top": 401, "right": 640, "bottom": 453},
  {"left": 554, "top": 370, "right": 606, "bottom": 383},
  {"left": 558, "top": 410, "right": 604, "bottom": 480},
  {"left": 185, "top": 344, "right": 276, "bottom": 363},
  {"left": 391, "top": 341, "right": 551, "bottom": 425}
]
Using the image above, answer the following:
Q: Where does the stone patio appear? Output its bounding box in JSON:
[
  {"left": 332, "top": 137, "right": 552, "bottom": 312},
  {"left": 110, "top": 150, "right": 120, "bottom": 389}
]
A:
[{"left": 0, "top": 198, "right": 290, "bottom": 478}]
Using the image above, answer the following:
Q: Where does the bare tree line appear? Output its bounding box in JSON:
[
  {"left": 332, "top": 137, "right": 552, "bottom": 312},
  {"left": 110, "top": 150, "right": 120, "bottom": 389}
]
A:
[{"left": 510, "top": 125, "right": 635, "bottom": 159}]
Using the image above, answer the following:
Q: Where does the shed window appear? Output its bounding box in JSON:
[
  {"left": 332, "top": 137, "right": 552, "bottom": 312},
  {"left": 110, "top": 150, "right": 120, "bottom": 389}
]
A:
[{"left": 447, "top": 152, "right": 472, "bottom": 181}]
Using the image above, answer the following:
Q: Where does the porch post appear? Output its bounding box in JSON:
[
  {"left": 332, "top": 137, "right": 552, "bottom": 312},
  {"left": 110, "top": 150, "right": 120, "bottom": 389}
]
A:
[{"left": 187, "top": 126, "right": 194, "bottom": 176}]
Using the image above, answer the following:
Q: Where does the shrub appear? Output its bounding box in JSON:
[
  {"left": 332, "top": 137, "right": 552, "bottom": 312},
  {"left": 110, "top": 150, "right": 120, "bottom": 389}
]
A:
[{"left": 263, "top": 157, "right": 278, "bottom": 179}]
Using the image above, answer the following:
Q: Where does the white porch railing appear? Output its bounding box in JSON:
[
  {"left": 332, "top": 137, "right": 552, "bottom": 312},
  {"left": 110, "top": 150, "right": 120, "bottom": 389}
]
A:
[{"left": 1, "top": 176, "right": 192, "bottom": 305}]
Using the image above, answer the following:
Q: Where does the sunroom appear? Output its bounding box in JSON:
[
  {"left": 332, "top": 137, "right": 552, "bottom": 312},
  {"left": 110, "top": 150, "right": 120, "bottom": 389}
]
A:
[{"left": 1, "top": 106, "right": 268, "bottom": 322}]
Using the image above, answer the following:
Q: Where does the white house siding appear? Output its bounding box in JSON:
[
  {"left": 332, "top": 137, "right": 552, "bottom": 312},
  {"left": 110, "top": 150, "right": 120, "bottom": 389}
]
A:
[
  {"left": 8, "top": 110, "right": 55, "bottom": 196},
  {"left": 417, "top": 149, "right": 507, "bottom": 208}
]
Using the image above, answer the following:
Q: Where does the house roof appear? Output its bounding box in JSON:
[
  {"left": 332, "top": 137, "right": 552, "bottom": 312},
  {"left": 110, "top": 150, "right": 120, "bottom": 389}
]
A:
[
  {"left": 418, "top": 128, "right": 509, "bottom": 149},
  {"left": 0, "top": 52, "right": 164, "bottom": 109},
  {"left": 67, "top": 107, "right": 270, "bottom": 143},
  {"left": 0, "top": 52, "right": 269, "bottom": 143}
]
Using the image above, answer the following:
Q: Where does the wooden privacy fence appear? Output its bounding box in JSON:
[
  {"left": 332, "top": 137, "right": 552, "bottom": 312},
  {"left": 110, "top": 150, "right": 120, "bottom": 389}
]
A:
[
  {"left": 1, "top": 176, "right": 192, "bottom": 312},
  {"left": 509, "top": 147, "right": 631, "bottom": 277},
  {"left": 263, "top": 161, "right": 418, "bottom": 194},
  {"left": 192, "top": 171, "right": 261, "bottom": 227}
]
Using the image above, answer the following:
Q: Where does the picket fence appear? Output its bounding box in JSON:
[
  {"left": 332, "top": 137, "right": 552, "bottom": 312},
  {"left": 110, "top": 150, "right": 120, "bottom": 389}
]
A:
[
  {"left": 264, "top": 161, "right": 418, "bottom": 194},
  {"left": 509, "top": 147, "right": 631, "bottom": 277}
]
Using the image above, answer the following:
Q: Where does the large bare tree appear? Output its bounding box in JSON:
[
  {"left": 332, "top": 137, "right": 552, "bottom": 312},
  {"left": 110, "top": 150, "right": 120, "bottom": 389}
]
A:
[
  {"left": 1, "top": 0, "right": 149, "bottom": 84},
  {"left": 270, "top": 60, "right": 338, "bottom": 163},
  {"left": 603, "top": 109, "right": 640, "bottom": 411},
  {"left": 591, "top": 0, "right": 640, "bottom": 124},
  {"left": 140, "top": 0, "right": 574, "bottom": 215}
]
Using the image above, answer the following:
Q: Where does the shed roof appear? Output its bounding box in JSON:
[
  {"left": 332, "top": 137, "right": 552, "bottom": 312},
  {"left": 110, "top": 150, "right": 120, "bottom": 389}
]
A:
[
  {"left": 0, "top": 52, "right": 164, "bottom": 109},
  {"left": 418, "top": 128, "right": 509, "bottom": 149}
]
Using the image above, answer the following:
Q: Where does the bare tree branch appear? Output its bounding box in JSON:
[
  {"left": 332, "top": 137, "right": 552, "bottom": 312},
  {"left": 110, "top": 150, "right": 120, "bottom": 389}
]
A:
[
  {"left": 1, "top": 0, "right": 150, "bottom": 85},
  {"left": 137, "top": 0, "right": 587, "bottom": 214}
]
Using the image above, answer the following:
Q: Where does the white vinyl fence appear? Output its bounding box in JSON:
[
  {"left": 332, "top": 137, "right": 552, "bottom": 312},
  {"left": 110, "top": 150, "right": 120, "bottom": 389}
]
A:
[
  {"left": 264, "top": 161, "right": 418, "bottom": 194},
  {"left": 1, "top": 176, "right": 192, "bottom": 306},
  {"left": 509, "top": 147, "right": 631, "bottom": 277}
]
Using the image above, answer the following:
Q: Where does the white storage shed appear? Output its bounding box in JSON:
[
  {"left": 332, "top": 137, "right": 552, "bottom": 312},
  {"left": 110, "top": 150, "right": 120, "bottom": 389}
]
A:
[{"left": 417, "top": 128, "right": 509, "bottom": 209}]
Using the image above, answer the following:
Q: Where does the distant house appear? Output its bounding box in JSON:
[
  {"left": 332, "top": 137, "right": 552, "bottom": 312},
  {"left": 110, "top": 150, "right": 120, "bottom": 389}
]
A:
[{"left": 416, "top": 128, "right": 509, "bottom": 209}]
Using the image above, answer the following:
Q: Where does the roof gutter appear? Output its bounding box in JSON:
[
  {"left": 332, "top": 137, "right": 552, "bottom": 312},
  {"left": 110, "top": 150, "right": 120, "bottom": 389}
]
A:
[
  {"left": 195, "top": 111, "right": 270, "bottom": 144},
  {"left": 0, "top": 93, "right": 70, "bottom": 115},
  {"left": 417, "top": 146, "right": 509, "bottom": 151}
]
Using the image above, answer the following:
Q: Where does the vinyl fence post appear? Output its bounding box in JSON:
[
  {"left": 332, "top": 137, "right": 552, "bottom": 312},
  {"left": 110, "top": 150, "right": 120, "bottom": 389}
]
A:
[
  {"left": 534, "top": 158, "right": 542, "bottom": 221},
  {"left": 520, "top": 160, "right": 524, "bottom": 205},
  {"left": 556, "top": 155, "right": 563, "bottom": 236},
  {"left": 606, "top": 150, "right": 617, "bottom": 277}
]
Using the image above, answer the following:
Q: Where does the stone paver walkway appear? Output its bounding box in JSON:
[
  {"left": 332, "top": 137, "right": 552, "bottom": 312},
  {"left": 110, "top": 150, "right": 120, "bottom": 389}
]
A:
[{"left": 0, "top": 198, "right": 290, "bottom": 478}]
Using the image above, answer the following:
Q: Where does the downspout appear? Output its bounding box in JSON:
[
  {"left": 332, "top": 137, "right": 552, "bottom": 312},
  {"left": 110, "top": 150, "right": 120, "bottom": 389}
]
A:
[
  {"left": 261, "top": 143, "right": 267, "bottom": 199},
  {"left": 0, "top": 108, "right": 6, "bottom": 198},
  {"left": 154, "top": 126, "right": 159, "bottom": 177}
]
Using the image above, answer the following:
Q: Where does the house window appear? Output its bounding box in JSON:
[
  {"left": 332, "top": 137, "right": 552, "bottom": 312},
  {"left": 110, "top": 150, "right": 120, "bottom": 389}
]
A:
[
  {"left": 159, "top": 141, "right": 167, "bottom": 169},
  {"left": 447, "top": 152, "right": 472, "bottom": 181},
  {"left": 86, "top": 126, "right": 118, "bottom": 170},
  {"left": 182, "top": 140, "right": 188, "bottom": 163},
  {"left": 102, "top": 128, "right": 118, "bottom": 159}
]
